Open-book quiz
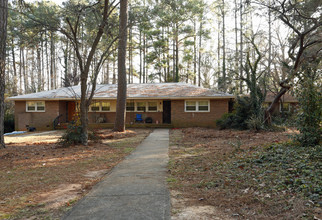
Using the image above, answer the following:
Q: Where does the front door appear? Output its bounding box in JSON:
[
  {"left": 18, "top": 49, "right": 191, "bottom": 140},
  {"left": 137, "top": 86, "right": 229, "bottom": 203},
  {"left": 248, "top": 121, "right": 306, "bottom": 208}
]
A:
[
  {"left": 163, "top": 101, "right": 171, "bottom": 124},
  {"left": 67, "top": 102, "right": 76, "bottom": 122}
]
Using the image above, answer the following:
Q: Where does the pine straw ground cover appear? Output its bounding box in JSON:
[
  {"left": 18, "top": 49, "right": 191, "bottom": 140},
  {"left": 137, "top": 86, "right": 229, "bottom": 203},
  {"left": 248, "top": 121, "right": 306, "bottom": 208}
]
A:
[
  {"left": 0, "top": 129, "right": 151, "bottom": 219},
  {"left": 168, "top": 128, "right": 321, "bottom": 220}
]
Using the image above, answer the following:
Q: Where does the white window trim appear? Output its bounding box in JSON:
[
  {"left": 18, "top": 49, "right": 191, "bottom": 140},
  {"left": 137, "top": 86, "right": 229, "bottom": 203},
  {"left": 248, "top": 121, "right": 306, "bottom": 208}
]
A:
[
  {"left": 147, "top": 102, "right": 158, "bottom": 112},
  {"left": 101, "top": 101, "right": 111, "bottom": 112},
  {"left": 185, "top": 100, "right": 210, "bottom": 112},
  {"left": 126, "top": 101, "right": 159, "bottom": 112},
  {"left": 26, "top": 101, "right": 46, "bottom": 112},
  {"left": 89, "top": 101, "right": 111, "bottom": 112}
]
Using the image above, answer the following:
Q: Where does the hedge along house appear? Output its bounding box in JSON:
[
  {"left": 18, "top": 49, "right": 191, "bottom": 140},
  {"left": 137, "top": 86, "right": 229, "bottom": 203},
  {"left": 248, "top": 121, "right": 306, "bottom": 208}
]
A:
[{"left": 8, "top": 83, "right": 234, "bottom": 131}]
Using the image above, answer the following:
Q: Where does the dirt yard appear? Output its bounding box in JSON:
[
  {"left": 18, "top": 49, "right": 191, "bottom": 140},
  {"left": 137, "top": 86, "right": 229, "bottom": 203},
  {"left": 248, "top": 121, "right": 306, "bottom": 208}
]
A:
[
  {"left": 0, "top": 129, "right": 152, "bottom": 219},
  {"left": 168, "top": 128, "right": 319, "bottom": 220}
]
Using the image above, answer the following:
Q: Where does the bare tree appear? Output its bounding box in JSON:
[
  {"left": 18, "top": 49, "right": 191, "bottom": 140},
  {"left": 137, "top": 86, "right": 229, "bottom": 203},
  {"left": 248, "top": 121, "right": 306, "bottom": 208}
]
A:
[
  {"left": 263, "top": 0, "right": 322, "bottom": 124},
  {"left": 114, "top": 0, "right": 128, "bottom": 132}
]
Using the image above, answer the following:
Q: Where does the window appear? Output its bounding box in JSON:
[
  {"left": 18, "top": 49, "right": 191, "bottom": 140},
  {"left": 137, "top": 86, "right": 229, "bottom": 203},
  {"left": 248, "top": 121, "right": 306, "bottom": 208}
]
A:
[
  {"left": 90, "top": 102, "right": 100, "bottom": 111},
  {"left": 185, "top": 100, "right": 210, "bottom": 112},
  {"left": 280, "top": 103, "right": 290, "bottom": 112},
  {"left": 126, "top": 102, "right": 135, "bottom": 111},
  {"left": 185, "top": 101, "right": 197, "bottom": 111},
  {"left": 136, "top": 102, "right": 146, "bottom": 111},
  {"left": 26, "top": 101, "right": 45, "bottom": 112},
  {"left": 263, "top": 102, "right": 271, "bottom": 109},
  {"left": 198, "top": 101, "right": 209, "bottom": 111},
  {"left": 101, "top": 102, "right": 110, "bottom": 111},
  {"left": 148, "top": 102, "right": 158, "bottom": 111}
]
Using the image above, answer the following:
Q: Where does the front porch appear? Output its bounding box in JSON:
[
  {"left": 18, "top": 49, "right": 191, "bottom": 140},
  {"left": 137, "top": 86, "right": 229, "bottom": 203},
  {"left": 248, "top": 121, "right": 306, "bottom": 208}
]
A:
[{"left": 56, "top": 122, "right": 173, "bottom": 130}]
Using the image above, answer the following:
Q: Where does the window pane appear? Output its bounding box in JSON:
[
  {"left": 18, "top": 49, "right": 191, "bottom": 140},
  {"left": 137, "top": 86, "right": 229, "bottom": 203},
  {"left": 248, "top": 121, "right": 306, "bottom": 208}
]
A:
[
  {"left": 126, "top": 102, "right": 135, "bottom": 111},
  {"left": 198, "top": 101, "right": 209, "bottom": 111},
  {"left": 102, "top": 102, "right": 110, "bottom": 111},
  {"left": 90, "top": 102, "right": 100, "bottom": 111},
  {"left": 36, "top": 101, "right": 45, "bottom": 111},
  {"left": 186, "top": 101, "right": 196, "bottom": 111},
  {"left": 186, "top": 101, "right": 196, "bottom": 106},
  {"left": 136, "top": 102, "right": 146, "bottom": 111},
  {"left": 37, "top": 106, "right": 45, "bottom": 111},
  {"left": 186, "top": 106, "right": 196, "bottom": 111},
  {"left": 199, "top": 106, "right": 208, "bottom": 111},
  {"left": 199, "top": 101, "right": 208, "bottom": 106},
  {"left": 148, "top": 102, "right": 157, "bottom": 111},
  {"left": 27, "top": 102, "right": 36, "bottom": 111}
]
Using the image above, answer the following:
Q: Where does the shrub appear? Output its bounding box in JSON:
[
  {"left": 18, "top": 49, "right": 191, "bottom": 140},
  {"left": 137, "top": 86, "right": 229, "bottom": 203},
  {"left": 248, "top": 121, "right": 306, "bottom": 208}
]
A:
[
  {"left": 59, "top": 123, "right": 100, "bottom": 147},
  {"left": 246, "top": 114, "right": 264, "bottom": 131},
  {"left": 216, "top": 96, "right": 258, "bottom": 130},
  {"left": 4, "top": 113, "right": 14, "bottom": 133},
  {"left": 294, "top": 74, "right": 321, "bottom": 147}
]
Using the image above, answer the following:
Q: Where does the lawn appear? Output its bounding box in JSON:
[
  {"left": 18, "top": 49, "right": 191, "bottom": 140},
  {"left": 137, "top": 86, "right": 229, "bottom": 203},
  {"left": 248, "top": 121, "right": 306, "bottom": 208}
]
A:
[
  {"left": 168, "top": 128, "right": 321, "bottom": 220},
  {"left": 1, "top": 129, "right": 152, "bottom": 219}
]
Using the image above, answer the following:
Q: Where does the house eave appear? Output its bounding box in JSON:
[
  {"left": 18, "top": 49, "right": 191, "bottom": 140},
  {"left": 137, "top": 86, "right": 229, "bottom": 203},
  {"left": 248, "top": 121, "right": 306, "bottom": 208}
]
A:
[{"left": 8, "top": 95, "right": 235, "bottom": 101}]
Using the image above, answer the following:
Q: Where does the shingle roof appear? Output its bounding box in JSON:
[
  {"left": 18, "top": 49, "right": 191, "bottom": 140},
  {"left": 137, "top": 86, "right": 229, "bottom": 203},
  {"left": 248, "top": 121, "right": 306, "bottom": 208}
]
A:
[
  {"left": 264, "top": 92, "right": 298, "bottom": 103},
  {"left": 8, "top": 83, "right": 234, "bottom": 100}
]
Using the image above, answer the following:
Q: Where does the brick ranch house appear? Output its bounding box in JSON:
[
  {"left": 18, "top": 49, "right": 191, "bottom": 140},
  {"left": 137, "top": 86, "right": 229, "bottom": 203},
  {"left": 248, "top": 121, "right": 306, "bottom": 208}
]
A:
[
  {"left": 263, "top": 92, "right": 298, "bottom": 114},
  {"left": 8, "top": 83, "right": 234, "bottom": 131}
]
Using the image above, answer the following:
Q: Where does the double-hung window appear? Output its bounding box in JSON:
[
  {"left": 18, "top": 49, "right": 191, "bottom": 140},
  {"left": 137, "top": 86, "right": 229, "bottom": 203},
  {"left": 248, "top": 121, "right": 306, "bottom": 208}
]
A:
[
  {"left": 148, "top": 102, "right": 158, "bottom": 111},
  {"left": 90, "top": 102, "right": 100, "bottom": 111},
  {"left": 185, "top": 100, "right": 209, "bottom": 112},
  {"left": 136, "top": 102, "right": 146, "bottom": 112},
  {"left": 26, "top": 101, "right": 45, "bottom": 112},
  {"left": 101, "top": 102, "right": 110, "bottom": 111},
  {"left": 89, "top": 101, "right": 111, "bottom": 112},
  {"left": 126, "top": 102, "right": 135, "bottom": 111}
]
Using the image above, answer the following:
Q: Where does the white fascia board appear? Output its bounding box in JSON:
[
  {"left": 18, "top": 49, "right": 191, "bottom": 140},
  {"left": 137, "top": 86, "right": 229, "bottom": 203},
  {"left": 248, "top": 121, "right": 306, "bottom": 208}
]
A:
[{"left": 8, "top": 95, "right": 235, "bottom": 101}]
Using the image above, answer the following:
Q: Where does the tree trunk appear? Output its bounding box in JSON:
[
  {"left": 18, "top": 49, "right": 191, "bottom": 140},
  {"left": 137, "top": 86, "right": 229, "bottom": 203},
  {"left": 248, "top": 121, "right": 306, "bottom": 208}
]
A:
[
  {"left": 143, "top": 32, "right": 146, "bottom": 83},
  {"left": 113, "top": 54, "right": 116, "bottom": 84},
  {"left": 139, "top": 30, "right": 142, "bottom": 83},
  {"left": 239, "top": 0, "right": 243, "bottom": 94},
  {"left": 22, "top": 47, "right": 28, "bottom": 93},
  {"left": 19, "top": 46, "right": 22, "bottom": 94},
  {"left": 106, "top": 61, "right": 109, "bottom": 84},
  {"left": 193, "top": 20, "right": 197, "bottom": 85},
  {"left": 175, "top": 23, "right": 179, "bottom": 82},
  {"left": 222, "top": 0, "right": 226, "bottom": 92},
  {"left": 114, "top": 0, "right": 128, "bottom": 132},
  {"left": 31, "top": 48, "right": 36, "bottom": 92},
  {"left": 50, "top": 31, "right": 54, "bottom": 90},
  {"left": 234, "top": 0, "right": 239, "bottom": 93},
  {"left": 198, "top": 18, "right": 202, "bottom": 87},
  {"left": 0, "top": 0, "right": 8, "bottom": 149},
  {"left": 37, "top": 47, "right": 41, "bottom": 92},
  {"left": 11, "top": 38, "right": 17, "bottom": 96}
]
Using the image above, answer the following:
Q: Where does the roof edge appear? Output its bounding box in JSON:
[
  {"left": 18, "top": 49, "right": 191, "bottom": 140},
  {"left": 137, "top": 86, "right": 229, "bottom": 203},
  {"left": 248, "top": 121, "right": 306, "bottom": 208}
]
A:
[{"left": 7, "top": 96, "right": 235, "bottom": 101}]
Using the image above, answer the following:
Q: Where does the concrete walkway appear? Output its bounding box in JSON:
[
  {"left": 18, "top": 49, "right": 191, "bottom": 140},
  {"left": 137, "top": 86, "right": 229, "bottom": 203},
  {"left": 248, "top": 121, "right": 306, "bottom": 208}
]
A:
[{"left": 63, "top": 129, "right": 170, "bottom": 220}]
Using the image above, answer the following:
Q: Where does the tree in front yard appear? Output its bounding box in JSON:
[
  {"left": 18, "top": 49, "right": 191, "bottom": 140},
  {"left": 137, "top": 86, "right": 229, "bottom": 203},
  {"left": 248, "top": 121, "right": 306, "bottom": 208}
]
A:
[
  {"left": 0, "top": 0, "right": 8, "bottom": 149},
  {"left": 114, "top": 0, "right": 128, "bottom": 132}
]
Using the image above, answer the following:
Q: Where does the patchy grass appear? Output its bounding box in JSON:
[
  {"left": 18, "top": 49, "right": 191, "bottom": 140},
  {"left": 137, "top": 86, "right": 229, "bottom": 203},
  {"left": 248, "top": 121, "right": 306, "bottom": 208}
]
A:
[
  {"left": 0, "top": 128, "right": 151, "bottom": 219},
  {"left": 168, "top": 128, "right": 321, "bottom": 219}
]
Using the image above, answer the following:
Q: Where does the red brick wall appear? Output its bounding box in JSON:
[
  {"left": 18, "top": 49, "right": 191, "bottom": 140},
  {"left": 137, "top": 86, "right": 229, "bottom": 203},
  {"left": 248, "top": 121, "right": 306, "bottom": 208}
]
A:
[
  {"left": 171, "top": 99, "right": 229, "bottom": 127},
  {"left": 14, "top": 99, "right": 229, "bottom": 130},
  {"left": 15, "top": 101, "right": 61, "bottom": 131}
]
